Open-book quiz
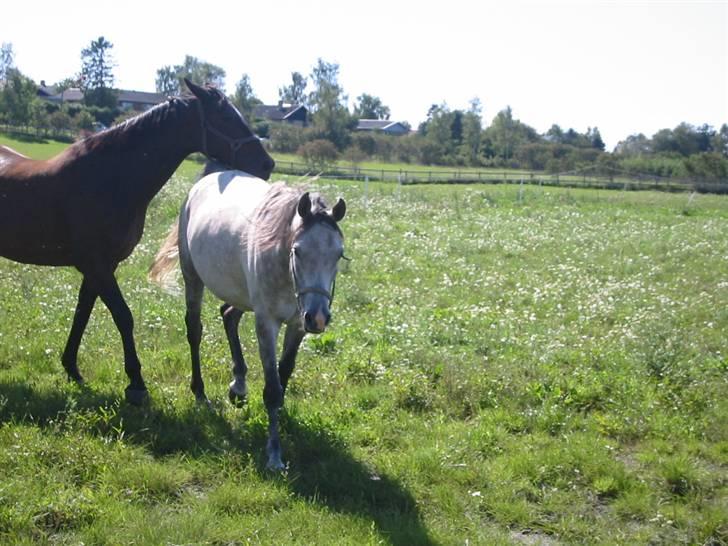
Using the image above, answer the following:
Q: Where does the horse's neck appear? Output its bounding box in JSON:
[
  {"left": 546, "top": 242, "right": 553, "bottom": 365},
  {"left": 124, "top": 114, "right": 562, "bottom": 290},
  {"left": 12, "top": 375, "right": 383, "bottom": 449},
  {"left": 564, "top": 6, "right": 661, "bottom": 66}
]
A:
[
  {"left": 128, "top": 100, "right": 200, "bottom": 202},
  {"left": 74, "top": 100, "right": 200, "bottom": 204}
]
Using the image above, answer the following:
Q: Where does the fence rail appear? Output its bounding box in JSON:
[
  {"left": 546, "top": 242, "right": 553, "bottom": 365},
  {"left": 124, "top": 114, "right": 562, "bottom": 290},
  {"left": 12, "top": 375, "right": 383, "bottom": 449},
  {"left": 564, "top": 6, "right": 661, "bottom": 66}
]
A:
[
  {"left": 2, "top": 125, "right": 726, "bottom": 194},
  {"left": 274, "top": 161, "right": 728, "bottom": 194},
  {"left": 0, "top": 123, "right": 77, "bottom": 141}
]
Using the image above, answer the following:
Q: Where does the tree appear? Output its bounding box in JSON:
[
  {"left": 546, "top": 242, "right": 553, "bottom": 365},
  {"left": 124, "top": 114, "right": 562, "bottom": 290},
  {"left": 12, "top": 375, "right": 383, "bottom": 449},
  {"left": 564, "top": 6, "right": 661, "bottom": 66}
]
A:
[
  {"left": 307, "top": 58, "right": 355, "bottom": 149},
  {"left": 155, "top": 66, "right": 178, "bottom": 95},
  {"left": 49, "top": 109, "right": 73, "bottom": 134},
  {"left": 614, "top": 133, "right": 651, "bottom": 156},
  {"left": 278, "top": 71, "right": 307, "bottom": 105},
  {"left": 588, "top": 127, "right": 605, "bottom": 151},
  {"left": 421, "top": 103, "right": 455, "bottom": 164},
  {"left": 483, "top": 107, "right": 539, "bottom": 165},
  {"left": 54, "top": 77, "right": 81, "bottom": 93},
  {"left": 178, "top": 55, "right": 225, "bottom": 91},
  {"left": 30, "top": 101, "right": 51, "bottom": 133},
  {"left": 156, "top": 56, "right": 226, "bottom": 96},
  {"left": 1, "top": 42, "right": 14, "bottom": 83},
  {"left": 460, "top": 98, "right": 483, "bottom": 165},
  {"left": 0, "top": 68, "right": 39, "bottom": 126},
  {"left": 353, "top": 93, "right": 390, "bottom": 120},
  {"left": 231, "top": 74, "right": 261, "bottom": 121},
  {"left": 712, "top": 124, "right": 728, "bottom": 157},
  {"left": 80, "top": 36, "right": 117, "bottom": 108},
  {"left": 546, "top": 124, "right": 566, "bottom": 143},
  {"left": 488, "top": 106, "right": 515, "bottom": 163}
]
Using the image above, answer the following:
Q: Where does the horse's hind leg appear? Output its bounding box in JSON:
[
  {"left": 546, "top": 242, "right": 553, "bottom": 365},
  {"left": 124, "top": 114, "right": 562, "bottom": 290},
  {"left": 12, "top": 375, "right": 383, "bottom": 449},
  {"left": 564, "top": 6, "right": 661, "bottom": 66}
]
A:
[
  {"left": 61, "top": 277, "right": 97, "bottom": 383},
  {"left": 182, "top": 265, "right": 207, "bottom": 403},
  {"left": 220, "top": 303, "right": 247, "bottom": 406},
  {"left": 85, "top": 266, "right": 147, "bottom": 404}
]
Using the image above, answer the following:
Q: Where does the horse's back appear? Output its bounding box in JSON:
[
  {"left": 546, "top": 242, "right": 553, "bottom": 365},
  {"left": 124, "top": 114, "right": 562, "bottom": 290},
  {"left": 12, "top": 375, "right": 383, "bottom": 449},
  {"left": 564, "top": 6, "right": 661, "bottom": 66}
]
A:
[
  {"left": 188, "top": 170, "right": 269, "bottom": 218},
  {"left": 0, "top": 145, "right": 30, "bottom": 165},
  {"left": 184, "top": 171, "right": 269, "bottom": 309}
]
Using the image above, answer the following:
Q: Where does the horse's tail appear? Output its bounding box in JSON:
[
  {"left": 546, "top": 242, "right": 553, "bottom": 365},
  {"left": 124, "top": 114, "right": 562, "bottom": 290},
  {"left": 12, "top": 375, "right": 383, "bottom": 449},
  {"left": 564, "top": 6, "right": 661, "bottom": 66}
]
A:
[{"left": 148, "top": 220, "right": 180, "bottom": 293}]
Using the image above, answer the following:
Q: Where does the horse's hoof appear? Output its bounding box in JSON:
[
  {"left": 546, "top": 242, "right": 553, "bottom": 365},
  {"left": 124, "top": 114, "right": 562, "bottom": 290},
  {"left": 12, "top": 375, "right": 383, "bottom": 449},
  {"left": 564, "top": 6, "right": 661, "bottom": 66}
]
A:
[
  {"left": 228, "top": 388, "right": 247, "bottom": 407},
  {"left": 196, "top": 395, "right": 212, "bottom": 408},
  {"left": 67, "top": 374, "right": 85, "bottom": 385},
  {"left": 228, "top": 380, "right": 247, "bottom": 407},
  {"left": 125, "top": 387, "right": 149, "bottom": 406},
  {"left": 265, "top": 456, "right": 286, "bottom": 472}
]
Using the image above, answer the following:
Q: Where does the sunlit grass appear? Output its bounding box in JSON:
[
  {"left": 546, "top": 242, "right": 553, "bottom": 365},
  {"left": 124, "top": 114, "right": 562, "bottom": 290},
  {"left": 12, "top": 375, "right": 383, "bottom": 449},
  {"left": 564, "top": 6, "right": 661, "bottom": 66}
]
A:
[{"left": 0, "top": 141, "right": 726, "bottom": 544}]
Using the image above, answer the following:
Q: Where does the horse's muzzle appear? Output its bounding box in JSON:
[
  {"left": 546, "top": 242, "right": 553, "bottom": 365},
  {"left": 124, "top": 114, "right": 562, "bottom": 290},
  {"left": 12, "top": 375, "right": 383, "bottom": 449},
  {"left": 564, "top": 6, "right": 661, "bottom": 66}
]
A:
[{"left": 303, "top": 309, "right": 330, "bottom": 334}]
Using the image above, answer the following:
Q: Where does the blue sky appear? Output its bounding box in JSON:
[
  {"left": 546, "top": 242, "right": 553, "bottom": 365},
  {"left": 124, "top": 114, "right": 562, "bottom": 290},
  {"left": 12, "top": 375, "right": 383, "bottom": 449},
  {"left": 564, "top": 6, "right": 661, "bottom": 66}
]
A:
[{"left": 2, "top": 0, "right": 726, "bottom": 150}]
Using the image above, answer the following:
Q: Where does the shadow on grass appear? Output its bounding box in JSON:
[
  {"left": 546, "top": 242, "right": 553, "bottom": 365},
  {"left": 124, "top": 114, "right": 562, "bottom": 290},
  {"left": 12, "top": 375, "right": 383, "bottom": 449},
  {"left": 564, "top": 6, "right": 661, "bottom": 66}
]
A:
[
  {"left": 277, "top": 412, "right": 439, "bottom": 546},
  {"left": 0, "top": 379, "right": 438, "bottom": 545}
]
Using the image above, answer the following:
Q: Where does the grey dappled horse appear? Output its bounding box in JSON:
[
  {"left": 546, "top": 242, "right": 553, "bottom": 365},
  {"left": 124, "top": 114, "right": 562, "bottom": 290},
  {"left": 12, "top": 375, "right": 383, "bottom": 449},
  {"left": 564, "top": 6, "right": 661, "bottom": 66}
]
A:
[{"left": 150, "top": 170, "right": 346, "bottom": 469}]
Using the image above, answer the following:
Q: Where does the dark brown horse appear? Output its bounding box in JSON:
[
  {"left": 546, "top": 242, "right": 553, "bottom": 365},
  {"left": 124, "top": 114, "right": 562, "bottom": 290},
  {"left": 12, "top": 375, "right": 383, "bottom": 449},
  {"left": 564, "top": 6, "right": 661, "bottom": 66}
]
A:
[{"left": 0, "top": 79, "right": 274, "bottom": 404}]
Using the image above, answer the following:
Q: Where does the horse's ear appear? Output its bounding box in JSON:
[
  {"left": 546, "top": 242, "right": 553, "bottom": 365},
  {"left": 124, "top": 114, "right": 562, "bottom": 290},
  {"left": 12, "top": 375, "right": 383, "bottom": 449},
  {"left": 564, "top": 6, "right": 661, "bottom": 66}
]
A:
[
  {"left": 185, "top": 78, "right": 211, "bottom": 102},
  {"left": 330, "top": 198, "right": 346, "bottom": 222},
  {"left": 297, "top": 192, "right": 312, "bottom": 219}
]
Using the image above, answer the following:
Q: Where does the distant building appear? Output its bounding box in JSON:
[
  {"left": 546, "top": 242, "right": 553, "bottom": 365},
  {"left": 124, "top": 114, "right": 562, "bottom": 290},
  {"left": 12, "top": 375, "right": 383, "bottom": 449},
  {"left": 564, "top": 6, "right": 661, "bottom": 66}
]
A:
[
  {"left": 117, "top": 90, "right": 166, "bottom": 111},
  {"left": 37, "top": 82, "right": 165, "bottom": 112},
  {"left": 253, "top": 102, "right": 309, "bottom": 127},
  {"left": 38, "top": 83, "right": 84, "bottom": 104},
  {"left": 355, "top": 119, "right": 409, "bottom": 136}
]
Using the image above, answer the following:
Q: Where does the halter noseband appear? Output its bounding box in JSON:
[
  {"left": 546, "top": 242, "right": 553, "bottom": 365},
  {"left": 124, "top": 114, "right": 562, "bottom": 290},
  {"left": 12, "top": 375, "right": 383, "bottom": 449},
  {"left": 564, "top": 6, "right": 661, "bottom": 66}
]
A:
[{"left": 196, "top": 99, "right": 260, "bottom": 165}]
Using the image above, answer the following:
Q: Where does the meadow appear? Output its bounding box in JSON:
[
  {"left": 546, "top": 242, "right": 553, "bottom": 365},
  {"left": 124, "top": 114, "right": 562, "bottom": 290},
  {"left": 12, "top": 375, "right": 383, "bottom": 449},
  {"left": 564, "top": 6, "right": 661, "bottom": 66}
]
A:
[{"left": 0, "top": 134, "right": 726, "bottom": 544}]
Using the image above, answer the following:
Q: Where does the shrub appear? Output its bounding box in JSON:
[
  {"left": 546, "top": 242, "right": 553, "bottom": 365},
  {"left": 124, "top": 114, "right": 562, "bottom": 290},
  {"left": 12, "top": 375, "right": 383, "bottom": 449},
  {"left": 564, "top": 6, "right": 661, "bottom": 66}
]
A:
[{"left": 297, "top": 138, "right": 339, "bottom": 172}]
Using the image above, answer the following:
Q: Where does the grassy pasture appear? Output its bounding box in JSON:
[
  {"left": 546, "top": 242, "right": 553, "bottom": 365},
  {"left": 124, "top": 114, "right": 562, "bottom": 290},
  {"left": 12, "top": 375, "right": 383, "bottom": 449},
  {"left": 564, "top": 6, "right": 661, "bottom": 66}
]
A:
[{"left": 0, "top": 134, "right": 727, "bottom": 544}]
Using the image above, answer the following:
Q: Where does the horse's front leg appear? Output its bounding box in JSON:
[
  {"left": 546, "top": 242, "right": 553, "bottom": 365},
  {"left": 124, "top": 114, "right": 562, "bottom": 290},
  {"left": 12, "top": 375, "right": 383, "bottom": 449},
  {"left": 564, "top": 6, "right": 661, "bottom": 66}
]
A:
[
  {"left": 61, "top": 277, "right": 98, "bottom": 383},
  {"left": 255, "top": 314, "right": 284, "bottom": 471},
  {"left": 220, "top": 303, "right": 247, "bottom": 406},
  {"left": 279, "top": 321, "right": 305, "bottom": 399}
]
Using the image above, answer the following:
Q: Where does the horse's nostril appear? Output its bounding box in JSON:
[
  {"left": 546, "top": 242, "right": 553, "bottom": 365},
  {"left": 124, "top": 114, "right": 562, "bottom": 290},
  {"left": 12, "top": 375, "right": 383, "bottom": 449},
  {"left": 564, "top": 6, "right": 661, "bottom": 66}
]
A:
[{"left": 264, "top": 158, "right": 275, "bottom": 172}]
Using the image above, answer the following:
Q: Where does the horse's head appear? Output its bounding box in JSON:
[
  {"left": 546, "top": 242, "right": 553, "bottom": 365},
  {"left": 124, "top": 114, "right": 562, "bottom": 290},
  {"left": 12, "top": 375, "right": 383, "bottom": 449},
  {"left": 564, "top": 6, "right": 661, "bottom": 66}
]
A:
[
  {"left": 185, "top": 78, "right": 275, "bottom": 180},
  {"left": 290, "top": 192, "right": 347, "bottom": 334}
]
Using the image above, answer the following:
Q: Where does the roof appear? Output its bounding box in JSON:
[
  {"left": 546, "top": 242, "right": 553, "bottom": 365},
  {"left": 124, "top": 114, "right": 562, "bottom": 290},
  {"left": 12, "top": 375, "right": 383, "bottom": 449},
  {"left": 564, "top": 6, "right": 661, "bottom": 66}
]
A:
[
  {"left": 254, "top": 103, "right": 308, "bottom": 121},
  {"left": 118, "top": 90, "right": 165, "bottom": 105},
  {"left": 37, "top": 85, "right": 58, "bottom": 97},
  {"left": 356, "top": 119, "right": 409, "bottom": 132},
  {"left": 357, "top": 119, "right": 394, "bottom": 130},
  {"left": 37, "top": 85, "right": 164, "bottom": 106},
  {"left": 41, "top": 88, "right": 84, "bottom": 102}
]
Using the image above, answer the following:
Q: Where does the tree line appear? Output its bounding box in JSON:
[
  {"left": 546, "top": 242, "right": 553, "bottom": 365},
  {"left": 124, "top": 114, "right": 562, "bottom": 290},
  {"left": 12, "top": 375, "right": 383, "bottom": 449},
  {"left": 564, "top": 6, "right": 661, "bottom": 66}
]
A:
[{"left": 1, "top": 39, "right": 726, "bottom": 182}]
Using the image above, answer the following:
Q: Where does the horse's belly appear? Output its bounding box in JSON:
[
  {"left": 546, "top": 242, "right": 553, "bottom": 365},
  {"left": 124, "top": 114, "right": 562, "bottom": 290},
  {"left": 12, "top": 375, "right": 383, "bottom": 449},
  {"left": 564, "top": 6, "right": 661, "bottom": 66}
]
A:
[
  {"left": 187, "top": 224, "right": 252, "bottom": 311},
  {"left": 0, "top": 193, "right": 71, "bottom": 265},
  {"left": 198, "top": 264, "right": 253, "bottom": 311}
]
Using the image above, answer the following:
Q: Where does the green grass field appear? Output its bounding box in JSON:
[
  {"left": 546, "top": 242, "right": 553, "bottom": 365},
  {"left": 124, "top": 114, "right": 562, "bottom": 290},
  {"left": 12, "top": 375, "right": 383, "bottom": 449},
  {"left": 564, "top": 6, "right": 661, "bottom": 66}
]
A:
[{"left": 0, "top": 134, "right": 726, "bottom": 544}]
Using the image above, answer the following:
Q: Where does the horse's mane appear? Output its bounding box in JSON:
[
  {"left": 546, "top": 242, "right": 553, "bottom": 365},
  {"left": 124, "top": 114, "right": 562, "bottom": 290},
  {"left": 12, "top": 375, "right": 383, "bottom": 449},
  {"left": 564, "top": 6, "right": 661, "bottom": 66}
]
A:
[
  {"left": 252, "top": 182, "right": 342, "bottom": 252},
  {"left": 79, "top": 97, "right": 192, "bottom": 154}
]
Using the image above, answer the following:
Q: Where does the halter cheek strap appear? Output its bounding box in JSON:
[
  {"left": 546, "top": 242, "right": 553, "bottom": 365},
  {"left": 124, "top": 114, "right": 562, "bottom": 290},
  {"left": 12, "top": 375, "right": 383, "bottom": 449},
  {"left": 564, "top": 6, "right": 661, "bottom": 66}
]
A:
[
  {"left": 289, "top": 249, "right": 336, "bottom": 314},
  {"left": 196, "top": 99, "right": 261, "bottom": 165}
]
